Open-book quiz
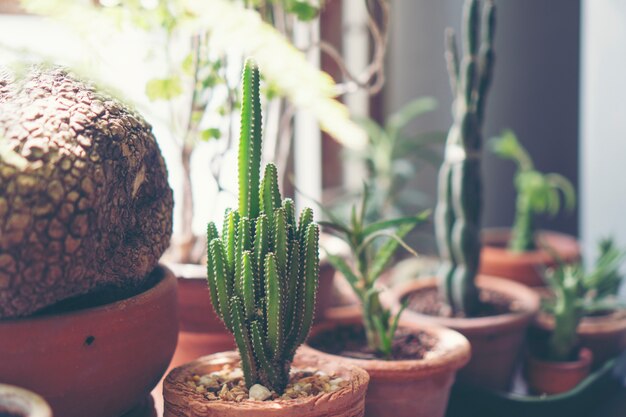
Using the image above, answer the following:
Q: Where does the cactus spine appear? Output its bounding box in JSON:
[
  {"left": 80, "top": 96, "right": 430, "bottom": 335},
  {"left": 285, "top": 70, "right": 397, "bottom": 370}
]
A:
[
  {"left": 435, "top": 0, "right": 495, "bottom": 316},
  {"left": 206, "top": 59, "right": 320, "bottom": 393}
]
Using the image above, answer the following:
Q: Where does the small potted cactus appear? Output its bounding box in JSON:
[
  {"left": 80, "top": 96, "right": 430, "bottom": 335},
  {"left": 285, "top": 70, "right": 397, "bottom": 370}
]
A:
[
  {"left": 392, "top": 0, "right": 539, "bottom": 391},
  {"left": 303, "top": 190, "right": 470, "bottom": 417},
  {"left": 163, "top": 60, "right": 369, "bottom": 417},
  {"left": 533, "top": 238, "right": 626, "bottom": 368},
  {"left": 480, "top": 129, "right": 580, "bottom": 286},
  {"left": 523, "top": 248, "right": 625, "bottom": 394}
]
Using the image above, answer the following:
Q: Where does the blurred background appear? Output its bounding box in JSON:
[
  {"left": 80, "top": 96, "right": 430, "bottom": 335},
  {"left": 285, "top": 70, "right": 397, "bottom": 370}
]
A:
[{"left": 0, "top": 0, "right": 621, "bottom": 262}]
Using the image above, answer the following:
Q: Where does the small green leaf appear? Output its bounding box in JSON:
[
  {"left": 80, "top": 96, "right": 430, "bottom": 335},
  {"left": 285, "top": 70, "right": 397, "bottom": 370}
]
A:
[
  {"left": 286, "top": 0, "right": 319, "bottom": 21},
  {"left": 145, "top": 76, "right": 183, "bottom": 101},
  {"left": 201, "top": 128, "right": 221, "bottom": 141},
  {"left": 362, "top": 210, "right": 430, "bottom": 237}
]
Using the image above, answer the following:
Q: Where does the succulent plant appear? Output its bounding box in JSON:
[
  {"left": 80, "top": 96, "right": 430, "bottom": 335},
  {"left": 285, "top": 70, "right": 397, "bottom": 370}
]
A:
[
  {"left": 322, "top": 185, "right": 429, "bottom": 359},
  {"left": 206, "top": 60, "right": 319, "bottom": 394},
  {"left": 490, "top": 129, "right": 576, "bottom": 253},
  {"left": 0, "top": 67, "right": 173, "bottom": 319},
  {"left": 543, "top": 238, "right": 625, "bottom": 361},
  {"left": 434, "top": 0, "right": 496, "bottom": 316}
]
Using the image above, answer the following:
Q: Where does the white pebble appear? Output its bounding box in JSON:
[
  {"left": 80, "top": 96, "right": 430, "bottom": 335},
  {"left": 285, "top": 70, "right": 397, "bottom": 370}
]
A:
[
  {"left": 249, "top": 384, "right": 272, "bottom": 401},
  {"left": 198, "top": 375, "right": 214, "bottom": 386}
]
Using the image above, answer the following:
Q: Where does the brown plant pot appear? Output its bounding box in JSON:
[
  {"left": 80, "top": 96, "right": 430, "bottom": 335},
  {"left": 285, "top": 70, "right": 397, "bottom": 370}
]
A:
[
  {"left": 303, "top": 315, "right": 471, "bottom": 417},
  {"left": 480, "top": 229, "right": 580, "bottom": 287},
  {"left": 392, "top": 275, "right": 540, "bottom": 391},
  {"left": 0, "top": 265, "right": 178, "bottom": 417},
  {"left": 0, "top": 384, "right": 52, "bottom": 417},
  {"left": 163, "top": 350, "right": 370, "bottom": 417},
  {"left": 525, "top": 347, "right": 593, "bottom": 395},
  {"left": 534, "top": 308, "right": 626, "bottom": 366}
]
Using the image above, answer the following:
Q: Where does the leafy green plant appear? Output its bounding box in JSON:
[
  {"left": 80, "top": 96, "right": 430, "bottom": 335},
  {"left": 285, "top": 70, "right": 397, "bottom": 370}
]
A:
[
  {"left": 543, "top": 238, "right": 625, "bottom": 361},
  {"left": 435, "top": 0, "right": 495, "bottom": 316},
  {"left": 350, "top": 97, "right": 445, "bottom": 220},
  {"left": 322, "top": 186, "right": 429, "bottom": 359},
  {"left": 490, "top": 130, "right": 576, "bottom": 253},
  {"left": 206, "top": 60, "right": 319, "bottom": 393}
]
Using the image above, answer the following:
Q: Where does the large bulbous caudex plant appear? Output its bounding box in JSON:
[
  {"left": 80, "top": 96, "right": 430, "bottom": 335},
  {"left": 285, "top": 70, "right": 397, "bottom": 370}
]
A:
[
  {"left": 0, "top": 67, "right": 173, "bottom": 319},
  {"left": 206, "top": 59, "right": 320, "bottom": 394}
]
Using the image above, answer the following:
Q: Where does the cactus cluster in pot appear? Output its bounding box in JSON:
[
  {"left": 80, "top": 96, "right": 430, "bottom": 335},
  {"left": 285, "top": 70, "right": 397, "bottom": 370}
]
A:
[
  {"left": 205, "top": 59, "right": 320, "bottom": 394},
  {"left": 435, "top": 0, "right": 495, "bottom": 316}
]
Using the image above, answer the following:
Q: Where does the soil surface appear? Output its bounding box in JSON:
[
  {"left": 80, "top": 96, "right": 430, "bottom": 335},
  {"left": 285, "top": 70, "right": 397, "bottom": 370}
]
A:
[
  {"left": 187, "top": 365, "right": 347, "bottom": 402},
  {"left": 405, "top": 286, "right": 520, "bottom": 318},
  {"left": 308, "top": 324, "right": 437, "bottom": 360}
]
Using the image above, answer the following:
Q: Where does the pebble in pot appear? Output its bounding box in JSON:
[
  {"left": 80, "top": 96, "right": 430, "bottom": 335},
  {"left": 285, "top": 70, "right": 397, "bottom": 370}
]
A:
[{"left": 0, "top": 384, "right": 52, "bottom": 417}]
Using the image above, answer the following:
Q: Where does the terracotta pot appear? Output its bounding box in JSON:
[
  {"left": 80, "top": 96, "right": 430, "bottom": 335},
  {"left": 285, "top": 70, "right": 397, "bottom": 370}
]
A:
[
  {"left": 393, "top": 275, "right": 540, "bottom": 391},
  {"left": 480, "top": 229, "right": 580, "bottom": 287},
  {"left": 534, "top": 308, "right": 626, "bottom": 366},
  {"left": 0, "top": 384, "right": 52, "bottom": 417},
  {"left": 303, "top": 315, "right": 471, "bottom": 417},
  {"left": 0, "top": 265, "right": 178, "bottom": 417},
  {"left": 525, "top": 347, "right": 593, "bottom": 395},
  {"left": 163, "top": 350, "right": 370, "bottom": 417}
]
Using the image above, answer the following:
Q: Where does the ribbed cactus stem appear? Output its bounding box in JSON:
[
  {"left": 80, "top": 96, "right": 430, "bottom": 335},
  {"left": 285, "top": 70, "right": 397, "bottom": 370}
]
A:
[
  {"left": 206, "top": 59, "right": 320, "bottom": 394},
  {"left": 435, "top": 0, "right": 496, "bottom": 316}
]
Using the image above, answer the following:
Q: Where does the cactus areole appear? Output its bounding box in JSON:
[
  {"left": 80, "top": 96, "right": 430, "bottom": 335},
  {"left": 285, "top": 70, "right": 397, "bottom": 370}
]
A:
[
  {"left": 206, "top": 60, "right": 320, "bottom": 394},
  {"left": 434, "top": 0, "right": 495, "bottom": 316}
]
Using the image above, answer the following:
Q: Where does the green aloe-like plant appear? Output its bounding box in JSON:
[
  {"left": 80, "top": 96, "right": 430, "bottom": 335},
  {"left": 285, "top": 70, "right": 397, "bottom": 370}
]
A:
[
  {"left": 435, "top": 0, "right": 496, "bottom": 316},
  {"left": 544, "top": 238, "right": 625, "bottom": 361},
  {"left": 322, "top": 186, "right": 429, "bottom": 359},
  {"left": 206, "top": 59, "right": 320, "bottom": 393},
  {"left": 490, "top": 130, "right": 576, "bottom": 253}
]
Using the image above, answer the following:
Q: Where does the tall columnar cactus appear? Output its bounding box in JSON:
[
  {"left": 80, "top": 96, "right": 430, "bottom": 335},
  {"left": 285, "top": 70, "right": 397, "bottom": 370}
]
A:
[
  {"left": 206, "top": 60, "right": 320, "bottom": 393},
  {"left": 434, "top": 0, "right": 495, "bottom": 316}
]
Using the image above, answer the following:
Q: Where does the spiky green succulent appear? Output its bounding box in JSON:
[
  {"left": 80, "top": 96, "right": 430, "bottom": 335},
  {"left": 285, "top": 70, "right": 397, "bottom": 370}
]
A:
[
  {"left": 435, "top": 0, "right": 495, "bottom": 316},
  {"left": 490, "top": 130, "right": 576, "bottom": 253},
  {"left": 206, "top": 59, "right": 320, "bottom": 393}
]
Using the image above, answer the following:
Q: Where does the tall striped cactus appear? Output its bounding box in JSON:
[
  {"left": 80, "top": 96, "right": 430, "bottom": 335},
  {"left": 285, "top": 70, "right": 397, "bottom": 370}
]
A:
[
  {"left": 434, "top": 0, "right": 495, "bottom": 316},
  {"left": 206, "top": 59, "right": 320, "bottom": 393}
]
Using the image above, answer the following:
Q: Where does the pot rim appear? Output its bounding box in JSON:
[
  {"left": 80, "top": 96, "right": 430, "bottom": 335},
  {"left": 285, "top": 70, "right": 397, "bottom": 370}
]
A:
[
  {"left": 527, "top": 347, "right": 594, "bottom": 371},
  {"left": 392, "top": 275, "right": 540, "bottom": 333},
  {"left": 0, "top": 264, "right": 176, "bottom": 325},
  {"left": 304, "top": 315, "right": 471, "bottom": 380},
  {"left": 163, "top": 350, "right": 369, "bottom": 414},
  {"left": 535, "top": 308, "right": 626, "bottom": 335},
  {"left": 0, "top": 384, "right": 52, "bottom": 417},
  {"left": 481, "top": 228, "right": 579, "bottom": 259}
]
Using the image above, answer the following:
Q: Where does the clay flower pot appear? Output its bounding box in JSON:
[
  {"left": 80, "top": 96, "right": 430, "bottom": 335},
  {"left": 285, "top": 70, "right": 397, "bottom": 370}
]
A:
[
  {"left": 0, "top": 384, "right": 52, "bottom": 417},
  {"left": 0, "top": 265, "right": 178, "bottom": 417},
  {"left": 393, "top": 275, "right": 540, "bottom": 391},
  {"left": 525, "top": 347, "right": 593, "bottom": 395},
  {"left": 163, "top": 351, "right": 370, "bottom": 417},
  {"left": 303, "top": 315, "right": 471, "bottom": 417},
  {"left": 534, "top": 308, "right": 626, "bottom": 366},
  {"left": 480, "top": 229, "right": 580, "bottom": 287}
]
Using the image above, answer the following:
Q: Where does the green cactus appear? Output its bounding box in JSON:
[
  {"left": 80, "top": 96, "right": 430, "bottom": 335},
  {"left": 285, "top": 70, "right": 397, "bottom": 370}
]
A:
[
  {"left": 490, "top": 130, "right": 576, "bottom": 253},
  {"left": 435, "top": 0, "right": 496, "bottom": 316},
  {"left": 206, "top": 59, "right": 320, "bottom": 393},
  {"left": 544, "top": 238, "right": 625, "bottom": 361}
]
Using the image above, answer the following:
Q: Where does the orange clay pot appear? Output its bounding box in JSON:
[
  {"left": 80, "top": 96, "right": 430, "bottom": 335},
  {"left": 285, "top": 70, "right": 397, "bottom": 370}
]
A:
[
  {"left": 303, "top": 315, "right": 471, "bottom": 417},
  {"left": 534, "top": 308, "right": 626, "bottom": 366},
  {"left": 480, "top": 229, "right": 580, "bottom": 287},
  {"left": 0, "top": 265, "right": 178, "bottom": 417},
  {"left": 0, "top": 384, "right": 52, "bottom": 417},
  {"left": 392, "top": 275, "right": 540, "bottom": 391},
  {"left": 163, "top": 351, "right": 370, "bottom": 417},
  {"left": 525, "top": 347, "right": 593, "bottom": 395}
]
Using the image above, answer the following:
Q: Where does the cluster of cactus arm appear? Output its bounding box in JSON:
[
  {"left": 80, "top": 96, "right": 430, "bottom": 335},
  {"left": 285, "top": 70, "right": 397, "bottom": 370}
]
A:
[
  {"left": 322, "top": 186, "right": 429, "bottom": 359},
  {"left": 545, "top": 238, "right": 625, "bottom": 361},
  {"left": 434, "top": 0, "right": 495, "bottom": 316},
  {"left": 206, "top": 60, "right": 319, "bottom": 394},
  {"left": 490, "top": 130, "right": 576, "bottom": 253}
]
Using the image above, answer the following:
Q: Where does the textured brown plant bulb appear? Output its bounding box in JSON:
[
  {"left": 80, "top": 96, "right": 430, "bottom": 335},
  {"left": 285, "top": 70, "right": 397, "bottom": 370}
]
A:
[{"left": 0, "top": 67, "right": 173, "bottom": 319}]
